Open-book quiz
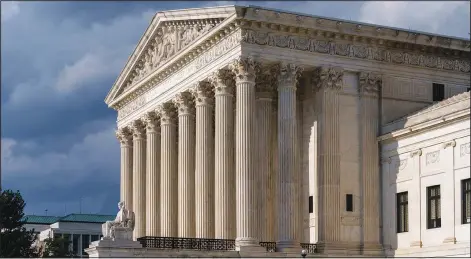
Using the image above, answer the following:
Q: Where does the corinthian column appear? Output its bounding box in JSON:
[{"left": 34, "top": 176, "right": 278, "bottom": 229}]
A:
[
  {"left": 131, "top": 120, "right": 146, "bottom": 239},
  {"left": 174, "top": 92, "right": 196, "bottom": 238},
  {"left": 313, "top": 66, "right": 343, "bottom": 252},
  {"left": 359, "top": 72, "right": 382, "bottom": 254},
  {"left": 277, "top": 63, "right": 303, "bottom": 251},
  {"left": 158, "top": 102, "right": 178, "bottom": 237},
  {"left": 255, "top": 66, "right": 277, "bottom": 242},
  {"left": 193, "top": 81, "right": 215, "bottom": 238},
  {"left": 143, "top": 111, "right": 161, "bottom": 237},
  {"left": 116, "top": 127, "right": 133, "bottom": 212},
  {"left": 230, "top": 57, "right": 262, "bottom": 250},
  {"left": 210, "top": 70, "right": 236, "bottom": 239}
]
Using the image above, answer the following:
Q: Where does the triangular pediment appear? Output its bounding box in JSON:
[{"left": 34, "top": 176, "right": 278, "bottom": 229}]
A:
[{"left": 105, "top": 6, "right": 238, "bottom": 106}]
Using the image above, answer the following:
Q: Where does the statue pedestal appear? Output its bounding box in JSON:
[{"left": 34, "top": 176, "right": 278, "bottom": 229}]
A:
[{"left": 85, "top": 238, "right": 142, "bottom": 257}]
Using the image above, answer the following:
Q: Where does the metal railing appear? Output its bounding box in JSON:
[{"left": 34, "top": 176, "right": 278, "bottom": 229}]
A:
[
  {"left": 137, "top": 236, "right": 235, "bottom": 251},
  {"left": 137, "top": 236, "right": 317, "bottom": 253}
]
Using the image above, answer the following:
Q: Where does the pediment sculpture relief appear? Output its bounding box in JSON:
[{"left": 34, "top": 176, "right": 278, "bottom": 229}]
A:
[{"left": 124, "top": 22, "right": 216, "bottom": 91}]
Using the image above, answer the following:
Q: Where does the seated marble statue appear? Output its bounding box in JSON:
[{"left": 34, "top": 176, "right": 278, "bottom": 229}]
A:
[{"left": 102, "top": 201, "right": 135, "bottom": 240}]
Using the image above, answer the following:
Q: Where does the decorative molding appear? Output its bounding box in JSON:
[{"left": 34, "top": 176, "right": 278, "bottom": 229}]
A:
[
  {"left": 255, "top": 64, "right": 278, "bottom": 96},
  {"left": 359, "top": 72, "right": 382, "bottom": 95},
  {"left": 340, "top": 215, "right": 360, "bottom": 226},
  {"left": 116, "top": 127, "right": 133, "bottom": 146},
  {"left": 119, "top": 20, "right": 221, "bottom": 94},
  {"left": 460, "top": 143, "right": 470, "bottom": 157},
  {"left": 241, "top": 28, "right": 470, "bottom": 74},
  {"left": 173, "top": 91, "right": 195, "bottom": 116},
  {"left": 143, "top": 111, "right": 160, "bottom": 133},
  {"left": 278, "top": 63, "right": 303, "bottom": 89},
  {"left": 209, "top": 69, "right": 236, "bottom": 96},
  {"left": 130, "top": 119, "right": 146, "bottom": 140},
  {"left": 230, "top": 56, "right": 260, "bottom": 83},
  {"left": 312, "top": 66, "right": 344, "bottom": 91},
  {"left": 116, "top": 30, "right": 242, "bottom": 120},
  {"left": 410, "top": 149, "right": 422, "bottom": 157},
  {"left": 443, "top": 237, "right": 457, "bottom": 244},
  {"left": 192, "top": 81, "right": 214, "bottom": 106},
  {"left": 157, "top": 102, "right": 177, "bottom": 125},
  {"left": 410, "top": 241, "right": 423, "bottom": 248},
  {"left": 426, "top": 150, "right": 440, "bottom": 165},
  {"left": 442, "top": 140, "right": 456, "bottom": 149}
]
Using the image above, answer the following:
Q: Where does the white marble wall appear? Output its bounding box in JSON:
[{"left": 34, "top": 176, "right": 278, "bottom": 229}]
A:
[{"left": 381, "top": 119, "right": 470, "bottom": 257}]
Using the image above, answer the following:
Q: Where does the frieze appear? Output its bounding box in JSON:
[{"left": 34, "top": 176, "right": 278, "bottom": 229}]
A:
[
  {"left": 116, "top": 31, "right": 241, "bottom": 120},
  {"left": 461, "top": 143, "right": 470, "bottom": 157},
  {"left": 241, "top": 29, "right": 470, "bottom": 73}
]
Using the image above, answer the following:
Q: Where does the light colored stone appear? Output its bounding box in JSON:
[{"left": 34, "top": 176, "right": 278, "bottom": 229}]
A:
[
  {"left": 106, "top": 5, "right": 470, "bottom": 258},
  {"left": 131, "top": 120, "right": 146, "bottom": 239}
]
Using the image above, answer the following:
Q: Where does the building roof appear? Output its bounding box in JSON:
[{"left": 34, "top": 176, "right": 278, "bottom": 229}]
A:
[
  {"left": 23, "top": 214, "right": 115, "bottom": 225},
  {"left": 22, "top": 215, "right": 60, "bottom": 225},
  {"left": 380, "top": 91, "right": 470, "bottom": 139}
]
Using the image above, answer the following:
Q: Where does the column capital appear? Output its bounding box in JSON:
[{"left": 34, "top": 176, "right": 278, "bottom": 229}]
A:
[
  {"left": 143, "top": 111, "right": 160, "bottom": 134},
  {"left": 192, "top": 81, "right": 214, "bottom": 107},
  {"left": 359, "top": 72, "right": 382, "bottom": 95},
  {"left": 131, "top": 119, "right": 146, "bottom": 140},
  {"left": 173, "top": 91, "right": 195, "bottom": 116},
  {"left": 230, "top": 56, "right": 260, "bottom": 83},
  {"left": 255, "top": 64, "right": 278, "bottom": 99},
  {"left": 312, "top": 66, "right": 344, "bottom": 91},
  {"left": 278, "top": 63, "right": 303, "bottom": 90},
  {"left": 116, "top": 127, "right": 133, "bottom": 146},
  {"left": 209, "top": 69, "right": 235, "bottom": 97},
  {"left": 157, "top": 102, "right": 177, "bottom": 125}
]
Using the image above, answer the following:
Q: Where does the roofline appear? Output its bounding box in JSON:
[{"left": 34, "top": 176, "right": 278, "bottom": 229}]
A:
[
  {"left": 246, "top": 5, "right": 469, "bottom": 41},
  {"left": 57, "top": 220, "right": 110, "bottom": 224}
]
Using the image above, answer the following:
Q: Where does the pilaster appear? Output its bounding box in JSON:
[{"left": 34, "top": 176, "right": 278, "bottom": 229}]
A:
[
  {"left": 174, "top": 92, "right": 196, "bottom": 238},
  {"left": 210, "top": 69, "right": 236, "bottom": 239},
  {"left": 313, "top": 66, "right": 343, "bottom": 253},
  {"left": 193, "top": 81, "right": 215, "bottom": 238},
  {"left": 116, "top": 127, "right": 133, "bottom": 212},
  {"left": 143, "top": 111, "right": 161, "bottom": 237},
  {"left": 131, "top": 119, "right": 146, "bottom": 239},
  {"left": 359, "top": 72, "right": 383, "bottom": 255},
  {"left": 276, "top": 62, "right": 303, "bottom": 251},
  {"left": 158, "top": 102, "right": 178, "bottom": 237}
]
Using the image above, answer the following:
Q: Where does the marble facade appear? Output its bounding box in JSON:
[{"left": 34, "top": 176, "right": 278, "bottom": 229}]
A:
[{"left": 103, "top": 5, "right": 470, "bottom": 256}]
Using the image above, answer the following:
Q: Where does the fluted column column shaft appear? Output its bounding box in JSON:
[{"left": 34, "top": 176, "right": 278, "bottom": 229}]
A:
[
  {"left": 232, "top": 58, "right": 259, "bottom": 248},
  {"left": 175, "top": 93, "right": 196, "bottom": 238},
  {"left": 276, "top": 63, "right": 302, "bottom": 249},
  {"left": 116, "top": 128, "right": 133, "bottom": 212},
  {"left": 132, "top": 121, "right": 146, "bottom": 239},
  {"left": 160, "top": 104, "right": 178, "bottom": 237},
  {"left": 212, "top": 71, "right": 236, "bottom": 239},
  {"left": 270, "top": 101, "right": 278, "bottom": 242},
  {"left": 194, "top": 83, "right": 215, "bottom": 238},
  {"left": 256, "top": 94, "right": 274, "bottom": 242},
  {"left": 144, "top": 113, "right": 161, "bottom": 237}
]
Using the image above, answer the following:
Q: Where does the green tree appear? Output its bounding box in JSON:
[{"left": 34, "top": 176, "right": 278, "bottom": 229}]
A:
[
  {"left": 0, "top": 189, "right": 38, "bottom": 257},
  {"left": 40, "top": 236, "right": 73, "bottom": 257}
]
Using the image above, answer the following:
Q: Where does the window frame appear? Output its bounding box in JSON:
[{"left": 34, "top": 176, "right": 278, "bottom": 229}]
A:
[
  {"left": 432, "top": 83, "right": 445, "bottom": 102},
  {"left": 346, "top": 194, "right": 353, "bottom": 212},
  {"left": 396, "top": 191, "right": 409, "bottom": 233},
  {"left": 308, "top": 196, "right": 313, "bottom": 214},
  {"left": 462, "top": 178, "right": 471, "bottom": 224},
  {"left": 427, "top": 185, "right": 441, "bottom": 229}
]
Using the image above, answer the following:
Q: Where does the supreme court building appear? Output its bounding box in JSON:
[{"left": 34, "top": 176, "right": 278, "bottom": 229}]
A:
[{"left": 102, "top": 5, "right": 470, "bottom": 257}]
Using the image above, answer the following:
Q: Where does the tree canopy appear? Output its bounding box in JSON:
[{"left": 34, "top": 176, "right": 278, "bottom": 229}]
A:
[{"left": 0, "top": 189, "right": 38, "bottom": 257}]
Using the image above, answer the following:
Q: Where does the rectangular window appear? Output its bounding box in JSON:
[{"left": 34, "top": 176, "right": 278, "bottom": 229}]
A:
[
  {"left": 309, "top": 196, "right": 313, "bottom": 213},
  {"left": 91, "top": 235, "right": 99, "bottom": 242},
  {"left": 82, "top": 234, "right": 90, "bottom": 254},
  {"left": 346, "top": 194, "right": 353, "bottom": 212},
  {"left": 396, "top": 192, "right": 409, "bottom": 233},
  {"left": 432, "top": 83, "right": 445, "bottom": 102},
  {"left": 72, "top": 234, "right": 80, "bottom": 255},
  {"left": 427, "top": 185, "right": 441, "bottom": 229},
  {"left": 462, "top": 179, "right": 471, "bottom": 224}
]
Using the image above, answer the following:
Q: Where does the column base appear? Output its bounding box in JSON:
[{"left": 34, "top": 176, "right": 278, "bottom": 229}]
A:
[
  {"left": 235, "top": 237, "right": 265, "bottom": 252},
  {"left": 362, "top": 243, "right": 384, "bottom": 256},
  {"left": 316, "top": 241, "right": 362, "bottom": 256}
]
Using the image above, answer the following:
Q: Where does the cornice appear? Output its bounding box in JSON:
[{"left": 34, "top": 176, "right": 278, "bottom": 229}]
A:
[{"left": 108, "top": 6, "right": 471, "bottom": 111}]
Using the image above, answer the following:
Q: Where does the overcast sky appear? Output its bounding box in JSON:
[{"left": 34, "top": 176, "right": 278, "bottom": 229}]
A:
[{"left": 1, "top": 1, "right": 469, "bottom": 216}]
